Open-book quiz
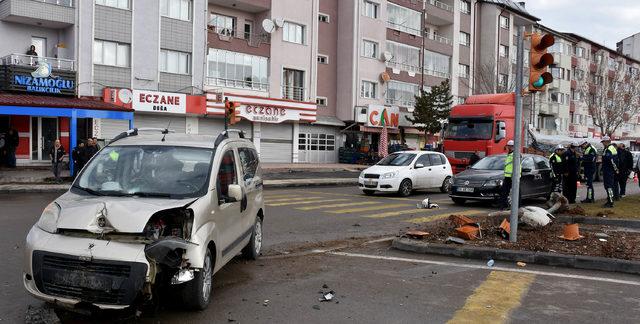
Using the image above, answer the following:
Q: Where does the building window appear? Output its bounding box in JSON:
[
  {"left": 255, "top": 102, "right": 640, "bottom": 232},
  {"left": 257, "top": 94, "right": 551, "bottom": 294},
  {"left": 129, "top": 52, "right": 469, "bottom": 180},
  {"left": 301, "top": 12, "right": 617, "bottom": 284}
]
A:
[
  {"left": 160, "top": 49, "right": 191, "bottom": 75},
  {"left": 209, "top": 13, "right": 236, "bottom": 36},
  {"left": 316, "top": 97, "right": 327, "bottom": 106},
  {"left": 95, "top": 0, "right": 130, "bottom": 10},
  {"left": 93, "top": 40, "right": 130, "bottom": 67},
  {"left": 499, "top": 44, "right": 509, "bottom": 58},
  {"left": 317, "top": 54, "right": 329, "bottom": 64},
  {"left": 361, "top": 80, "right": 377, "bottom": 99},
  {"left": 299, "top": 133, "right": 335, "bottom": 151},
  {"left": 318, "top": 13, "right": 330, "bottom": 23},
  {"left": 282, "top": 68, "right": 305, "bottom": 101},
  {"left": 459, "top": 31, "right": 470, "bottom": 46},
  {"left": 385, "top": 81, "right": 419, "bottom": 107},
  {"left": 160, "top": 0, "right": 191, "bottom": 21},
  {"left": 386, "top": 41, "right": 420, "bottom": 72},
  {"left": 362, "top": 40, "right": 378, "bottom": 59},
  {"left": 499, "top": 16, "right": 509, "bottom": 29},
  {"left": 424, "top": 50, "right": 451, "bottom": 78},
  {"left": 573, "top": 69, "right": 585, "bottom": 80},
  {"left": 575, "top": 46, "right": 585, "bottom": 58},
  {"left": 362, "top": 0, "right": 379, "bottom": 19},
  {"left": 498, "top": 74, "right": 508, "bottom": 88},
  {"left": 459, "top": 64, "right": 469, "bottom": 78},
  {"left": 207, "top": 49, "right": 269, "bottom": 91},
  {"left": 283, "top": 21, "right": 305, "bottom": 44},
  {"left": 387, "top": 3, "right": 422, "bottom": 36},
  {"left": 460, "top": 0, "right": 471, "bottom": 14}
]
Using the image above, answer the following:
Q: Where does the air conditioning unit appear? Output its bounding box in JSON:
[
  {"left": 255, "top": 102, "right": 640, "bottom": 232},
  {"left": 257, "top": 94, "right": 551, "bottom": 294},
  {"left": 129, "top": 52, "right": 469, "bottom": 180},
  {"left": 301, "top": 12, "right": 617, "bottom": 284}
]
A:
[{"left": 355, "top": 107, "right": 367, "bottom": 123}]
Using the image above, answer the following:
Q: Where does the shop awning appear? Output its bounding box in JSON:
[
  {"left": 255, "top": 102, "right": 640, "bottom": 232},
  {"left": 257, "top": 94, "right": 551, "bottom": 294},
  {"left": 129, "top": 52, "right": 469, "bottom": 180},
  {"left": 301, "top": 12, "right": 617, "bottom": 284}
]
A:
[
  {"left": 313, "top": 116, "right": 345, "bottom": 127},
  {"left": 359, "top": 125, "right": 424, "bottom": 135}
]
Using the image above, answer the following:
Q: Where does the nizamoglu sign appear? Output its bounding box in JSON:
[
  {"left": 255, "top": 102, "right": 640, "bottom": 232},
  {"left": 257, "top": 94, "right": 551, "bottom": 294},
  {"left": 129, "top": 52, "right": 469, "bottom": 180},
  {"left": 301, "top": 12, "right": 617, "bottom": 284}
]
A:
[
  {"left": 13, "top": 75, "right": 75, "bottom": 94},
  {"left": 1, "top": 63, "right": 77, "bottom": 96}
]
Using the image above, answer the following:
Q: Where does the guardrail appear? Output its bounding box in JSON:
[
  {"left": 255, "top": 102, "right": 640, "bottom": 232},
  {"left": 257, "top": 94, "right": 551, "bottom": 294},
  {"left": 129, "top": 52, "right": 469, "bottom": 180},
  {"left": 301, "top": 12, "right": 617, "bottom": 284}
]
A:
[
  {"left": 281, "top": 85, "right": 305, "bottom": 101},
  {"left": 0, "top": 54, "right": 75, "bottom": 71},
  {"left": 428, "top": 33, "right": 452, "bottom": 46},
  {"left": 422, "top": 68, "right": 450, "bottom": 79}
]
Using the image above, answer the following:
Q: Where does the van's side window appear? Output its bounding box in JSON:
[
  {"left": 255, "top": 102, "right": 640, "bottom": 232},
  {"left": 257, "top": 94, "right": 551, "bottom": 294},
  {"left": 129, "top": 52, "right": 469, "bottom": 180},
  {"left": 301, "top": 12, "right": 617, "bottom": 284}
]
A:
[
  {"left": 238, "top": 147, "right": 259, "bottom": 182},
  {"left": 217, "top": 150, "right": 237, "bottom": 204}
]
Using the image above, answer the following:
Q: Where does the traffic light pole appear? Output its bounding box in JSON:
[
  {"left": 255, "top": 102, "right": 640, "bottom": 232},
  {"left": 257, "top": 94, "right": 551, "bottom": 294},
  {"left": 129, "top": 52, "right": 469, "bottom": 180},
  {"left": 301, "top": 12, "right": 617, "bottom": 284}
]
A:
[
  {"left": 510, "top": 25, "right": 525, "bottom": 243},
  {"left": 224, "top": 97, "right": 229, "bottom": 131}
]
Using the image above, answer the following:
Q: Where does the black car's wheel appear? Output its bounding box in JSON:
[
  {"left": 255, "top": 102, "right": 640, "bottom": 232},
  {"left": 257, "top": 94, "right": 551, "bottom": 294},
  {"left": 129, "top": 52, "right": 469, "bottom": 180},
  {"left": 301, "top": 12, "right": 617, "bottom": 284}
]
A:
[
  {"left": 452, "top": 197, "right": 466, "bottom": 205},
  {"left": 363, "top": 190, "right": 375, "bottom": 196},
  {"left": 181, "top": 248, "right": 213, "bottom": 310},
  {"left": 398, "top": 179, "right": 412, "bottom": 197},
  {"left": 440, "top": 176, "right": 452, "bottom": 193}
]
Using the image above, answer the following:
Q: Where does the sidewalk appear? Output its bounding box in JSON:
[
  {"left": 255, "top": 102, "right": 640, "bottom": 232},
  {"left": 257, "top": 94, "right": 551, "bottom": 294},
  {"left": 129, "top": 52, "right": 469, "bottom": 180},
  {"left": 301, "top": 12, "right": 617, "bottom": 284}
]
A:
[{"left": 0, "top": 163, "right": 363, "bottom": 193}]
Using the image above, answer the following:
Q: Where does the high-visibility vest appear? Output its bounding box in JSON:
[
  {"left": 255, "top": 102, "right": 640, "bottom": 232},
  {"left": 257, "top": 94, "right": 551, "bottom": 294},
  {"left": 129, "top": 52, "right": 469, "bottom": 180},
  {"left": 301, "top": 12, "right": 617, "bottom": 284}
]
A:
[
  {"left": 505, "top": 153, "right": 514, "bottom": 178},
  {"left": 585, "top": 145, "right": 596, "bottom": 155},
  {"left": 607, "top": 145, "right": 618, "bottom": 156},
  {"left": 549, "top": 153, "right": 562, "bottom": 163}
]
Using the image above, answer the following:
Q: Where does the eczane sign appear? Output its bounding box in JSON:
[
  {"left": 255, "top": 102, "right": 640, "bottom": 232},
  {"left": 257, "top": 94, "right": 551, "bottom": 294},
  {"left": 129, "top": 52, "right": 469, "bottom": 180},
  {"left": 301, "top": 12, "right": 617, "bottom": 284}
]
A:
[
  {"left": 238, "top": 104, "right": 305, "bottom": 123},
  {"left": 132, "top": 90, "right": 186, "bottom": 114}
]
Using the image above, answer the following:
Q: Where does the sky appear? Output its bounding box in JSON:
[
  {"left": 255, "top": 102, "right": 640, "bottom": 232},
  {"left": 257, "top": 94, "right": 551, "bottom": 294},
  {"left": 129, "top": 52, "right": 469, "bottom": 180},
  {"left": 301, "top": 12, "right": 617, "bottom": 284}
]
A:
[{"left": 523, "top": 0, "right": 640, "bottom": 48}]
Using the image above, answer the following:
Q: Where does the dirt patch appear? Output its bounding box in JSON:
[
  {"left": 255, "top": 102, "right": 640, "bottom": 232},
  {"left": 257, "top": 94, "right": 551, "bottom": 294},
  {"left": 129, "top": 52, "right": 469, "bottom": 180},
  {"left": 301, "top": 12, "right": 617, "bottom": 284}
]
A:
[{"left": 408, "top": 215, "right": 640, "bottom": 261}]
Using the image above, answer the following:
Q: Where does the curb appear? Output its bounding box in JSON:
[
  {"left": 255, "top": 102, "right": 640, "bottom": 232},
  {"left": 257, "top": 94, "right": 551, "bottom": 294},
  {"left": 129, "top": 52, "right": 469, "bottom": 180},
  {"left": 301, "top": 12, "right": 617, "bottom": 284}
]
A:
[
  {"left": 391, "top": 237, "right": 640, "bottom": 275},
  {"left": 557, "top": 215, "right": 640, "bottom": 229},
  {"left": 0, "top": 178, "right": 358, "bottom": 193}
]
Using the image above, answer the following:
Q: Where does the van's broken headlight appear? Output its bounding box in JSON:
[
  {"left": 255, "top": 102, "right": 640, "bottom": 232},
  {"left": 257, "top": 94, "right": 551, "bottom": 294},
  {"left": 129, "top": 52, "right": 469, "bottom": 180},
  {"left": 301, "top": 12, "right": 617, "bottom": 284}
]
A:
[{"left": 37, "top": 202, "right": 60, "bottom": 233}]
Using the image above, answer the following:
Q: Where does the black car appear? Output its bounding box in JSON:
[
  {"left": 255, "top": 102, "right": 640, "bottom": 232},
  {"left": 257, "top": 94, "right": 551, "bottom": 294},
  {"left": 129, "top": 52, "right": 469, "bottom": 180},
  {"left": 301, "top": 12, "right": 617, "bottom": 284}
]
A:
[{"left": 450, "top": 154, "right": 554, "bottom": 205}]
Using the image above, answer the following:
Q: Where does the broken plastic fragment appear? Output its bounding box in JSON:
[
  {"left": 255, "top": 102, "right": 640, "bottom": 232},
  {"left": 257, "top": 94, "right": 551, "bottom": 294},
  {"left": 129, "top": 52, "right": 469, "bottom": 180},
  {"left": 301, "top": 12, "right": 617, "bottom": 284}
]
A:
[
  {"left": 145, "top": 237, "right": 197, "bottom": 267},
  {"left": 319, "top": 292, "right": 334, "bottom": 302},
  {"left": 517, "top": 262, "right": 526, "bottom": 267},
  {"left": 445, "top": 236, "right": 466, "bottom": 244}
]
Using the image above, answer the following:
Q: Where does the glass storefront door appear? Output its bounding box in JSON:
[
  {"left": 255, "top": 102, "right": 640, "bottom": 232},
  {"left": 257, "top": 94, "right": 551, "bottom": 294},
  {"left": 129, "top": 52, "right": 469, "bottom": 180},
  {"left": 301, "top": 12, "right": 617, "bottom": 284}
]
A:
[{"left": 31, "top": 117, "right": 58, "bottom": 161}]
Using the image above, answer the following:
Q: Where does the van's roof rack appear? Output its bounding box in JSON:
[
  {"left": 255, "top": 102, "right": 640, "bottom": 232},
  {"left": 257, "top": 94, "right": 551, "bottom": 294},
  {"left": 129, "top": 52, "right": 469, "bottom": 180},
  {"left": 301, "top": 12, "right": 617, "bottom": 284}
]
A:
[
  {"left": 110, "top": 128, "right": 175, "bottom": 144},
  {"left": 214, "top": 129, "right": 246, "bottom": 147}
]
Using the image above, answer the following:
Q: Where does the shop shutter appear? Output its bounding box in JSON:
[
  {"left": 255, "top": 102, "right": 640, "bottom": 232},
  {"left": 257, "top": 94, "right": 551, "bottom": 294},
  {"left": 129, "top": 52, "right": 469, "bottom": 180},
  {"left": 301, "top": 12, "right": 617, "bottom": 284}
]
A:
[
  {"left": 100, "top": 119, "right": 130, "bottom": 141},
  {"left": 134, "top": 114, "right": 186, "bottom": 134},
  {"left": 260, "top": 123, "right": 292, "bottom": 163},
  {"left": 199, "top": 117, "right": 252, "bottom": 139}
]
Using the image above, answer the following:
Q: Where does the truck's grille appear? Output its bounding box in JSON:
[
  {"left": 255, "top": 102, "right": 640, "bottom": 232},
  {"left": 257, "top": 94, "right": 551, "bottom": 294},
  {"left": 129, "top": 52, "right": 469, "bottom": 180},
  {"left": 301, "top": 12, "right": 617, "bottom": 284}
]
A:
[{"left": 32, "top": 251, "right": 147, "bottom": 306}]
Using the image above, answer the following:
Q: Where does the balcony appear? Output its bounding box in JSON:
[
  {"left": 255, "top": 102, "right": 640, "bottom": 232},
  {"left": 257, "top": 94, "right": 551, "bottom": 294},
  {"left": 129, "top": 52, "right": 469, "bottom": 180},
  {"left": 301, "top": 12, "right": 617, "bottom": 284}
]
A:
[
  {"left": 424, "top": 33, "right": 453, "bottom": 55},
  {"left": 386, "top": 61, "right": 421, "bottom": 75},
  {"left": 386, "top": 21, "right": 422, "bottom": 37},
  {"left": 207, "top": 26, "right": 270, "bottom": 57},
  {"left": 0, "top": 0, "right": 75, "bottom": 28},
  {"left": 281, "top": 85, "right": 306, "bottom": 102},
  {"left": 205, "top": 77, "right": 269, "bottom": 92},
  {"left": 385, "top": 97, "right": 415, "bottom": 109},
  {"left": 1, "top": 54, "right": 75, "bottom": 71},
  {"left": 208, "top": 0, "right": 269, "bottom": 13},
  {"left": 426, "top": 0, "right": 454, "bottom": 26},
  {"left": 422, "top": 68, "right": 450, "bottom": 79}
]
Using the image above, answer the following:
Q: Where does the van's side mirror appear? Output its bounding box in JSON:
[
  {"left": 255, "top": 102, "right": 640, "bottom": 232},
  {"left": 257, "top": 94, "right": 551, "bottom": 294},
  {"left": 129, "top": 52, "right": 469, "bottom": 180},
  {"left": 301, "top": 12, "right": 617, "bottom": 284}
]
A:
[
  {"left": 495, "top": 121, "right": 506, "bottom": 143},
  {"left": 228, "top": 184, "right": 243, "bottom": 203}
]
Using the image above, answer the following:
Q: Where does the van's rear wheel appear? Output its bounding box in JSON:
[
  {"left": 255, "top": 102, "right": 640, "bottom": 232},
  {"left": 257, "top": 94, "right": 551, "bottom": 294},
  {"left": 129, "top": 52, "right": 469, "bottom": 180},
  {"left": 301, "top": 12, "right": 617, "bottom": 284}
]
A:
[{"left": 181, "top": 248, "right": 213, "bottom": 310}]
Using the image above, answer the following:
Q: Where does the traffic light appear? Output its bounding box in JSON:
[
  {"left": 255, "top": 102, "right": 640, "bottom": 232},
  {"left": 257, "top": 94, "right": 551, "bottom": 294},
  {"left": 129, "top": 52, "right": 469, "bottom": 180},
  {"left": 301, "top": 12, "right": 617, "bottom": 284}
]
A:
[
  {"left": 224, "top": 100, "right": 241, "bottom": 125},
  {"left": 528, "top": 33, "right": 555, "bottom": 92}
]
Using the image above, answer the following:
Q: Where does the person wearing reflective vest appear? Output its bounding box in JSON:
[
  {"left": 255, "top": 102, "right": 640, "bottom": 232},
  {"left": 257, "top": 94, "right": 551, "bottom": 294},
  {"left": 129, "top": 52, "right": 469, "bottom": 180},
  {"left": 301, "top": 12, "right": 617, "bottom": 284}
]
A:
[
  {"left": 580, "top": 140, "right": 597, "bottom": 203},
  {"left": 601, "top": 136, "right": 619, "bottom": 208},
  {"left": 499, "top": 140, "right": 515, "bottom": 209},
  {"left": 549, "top": 145, "right": 565, "bottom": 193}
]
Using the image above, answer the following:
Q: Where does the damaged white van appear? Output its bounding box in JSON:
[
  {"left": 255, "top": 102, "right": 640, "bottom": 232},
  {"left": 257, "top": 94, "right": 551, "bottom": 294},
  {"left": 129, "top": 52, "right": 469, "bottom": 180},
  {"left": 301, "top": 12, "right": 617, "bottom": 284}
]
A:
[{"left": 23, "top": 129, "right": 264, "bottom": 311}]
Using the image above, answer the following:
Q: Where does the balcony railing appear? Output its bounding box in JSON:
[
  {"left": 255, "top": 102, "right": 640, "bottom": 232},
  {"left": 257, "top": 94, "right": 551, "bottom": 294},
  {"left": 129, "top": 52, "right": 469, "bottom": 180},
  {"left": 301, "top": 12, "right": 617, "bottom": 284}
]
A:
[
  {"left": 1, "top": 54, "right": 75, "bottom": 71},
  {"left": 428, "top": 0, "right": 453, "bottom": 12},
  {"left": 34, "top": 0, "right": 74, "bottom": 7},
  {"left": 386, "top": 61, "right": 421, "bottom": 74},
  {"left": 386, "top": 21, "right": 422, "bottom": 37},
  {"left": 385, "top": 97, "right": 415, "bottom": 108},
  {"left": 427, "top": 33, "right": 452, "bottom": 46},
  {"left": 208, "top": 25, "right": 271, "bottom": 48},
  {"left": 422, "top": 68, "right": 450, "bottom": 79},
  {"left": 281, "top": 85, "right": 305, "bottom": 101},
  {"left": 206, "top": 77, "right": 269, "bottom": 92}
]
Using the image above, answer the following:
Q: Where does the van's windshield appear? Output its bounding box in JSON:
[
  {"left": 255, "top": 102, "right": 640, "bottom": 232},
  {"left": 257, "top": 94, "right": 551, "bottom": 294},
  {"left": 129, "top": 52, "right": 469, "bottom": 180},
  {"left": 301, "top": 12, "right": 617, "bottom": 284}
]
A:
[
  {"left": 445, "top": 119, "right": 493, "bottom": 140},
  {"left": 73, "top": 145, "right": 214, "bottom": 198}
]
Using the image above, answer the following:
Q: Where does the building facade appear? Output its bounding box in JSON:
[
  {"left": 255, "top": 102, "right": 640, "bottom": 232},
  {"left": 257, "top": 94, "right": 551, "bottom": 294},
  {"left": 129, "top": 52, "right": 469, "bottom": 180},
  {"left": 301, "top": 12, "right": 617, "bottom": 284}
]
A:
[{"left": 617, "top": 32, "right": 640, "bottom": 61}]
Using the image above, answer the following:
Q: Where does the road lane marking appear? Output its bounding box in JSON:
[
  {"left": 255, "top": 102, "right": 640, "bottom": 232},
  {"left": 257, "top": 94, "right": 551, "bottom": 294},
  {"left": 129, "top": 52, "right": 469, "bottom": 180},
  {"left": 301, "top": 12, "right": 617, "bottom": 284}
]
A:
[
  {"left": 264, "top": 194, "right": 299, "bottom": 199},
  {"left": 306, "top": 191, "right": 416, "bottom": 201},
  {"left": 296, "top": 201, "right": 380, "bottom": 211},
  {"left": 327, "top": 203, "right": 412, "bottom": 214},
  {"left": 265, "top": 196, "right": 323, "bottom": 203},
  {"left": 327, "top": 251, "right": 640, "bottom": 286},
  {"left": 365, "top": 208, "right": 449, "bottom": 219},
  {"left": 405, "top": 210, "right": 485, "bottom": 223},
  {"left": 267, "top": 199, "right": 349, "bottom": 207},
  {"left": 447, "top": 271, "right": 535, "bottom": 324}
]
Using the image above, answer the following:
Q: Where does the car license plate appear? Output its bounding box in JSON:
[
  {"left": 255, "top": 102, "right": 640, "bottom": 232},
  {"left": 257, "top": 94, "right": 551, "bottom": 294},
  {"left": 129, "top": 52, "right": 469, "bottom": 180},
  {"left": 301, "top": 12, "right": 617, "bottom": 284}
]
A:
[
  {"left": 458, "top": 187, "right": 474, "bottom": 193},
  {"left": 364, "top": 180, "right": 377, "bottom": 186}
]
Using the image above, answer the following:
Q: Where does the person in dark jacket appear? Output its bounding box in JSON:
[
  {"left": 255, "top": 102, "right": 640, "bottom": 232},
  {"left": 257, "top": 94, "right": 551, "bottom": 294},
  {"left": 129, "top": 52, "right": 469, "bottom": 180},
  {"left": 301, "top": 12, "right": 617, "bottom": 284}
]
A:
[
  {"left": 83, "top": 138, "right": 98, "bottom": 162},
  {"left": 562, "top": 142, "right": 579, "bottom": 203},
  {"left": 71, "top": 141, "right": 86, "bottom": 178},
  {"left": 5, "top": 128, "right": 19, "bottom": 168},
  {"left": 549, "top": 145, "right": 565, "bottom": 193},
  {"left": 50, "top": 139, "right": 66, "bottom": 183},
  {"left": 26, "top": 45, "right": 38, "bottom": 56},
  {"left": 617, "top": 143, "right": 633, "bottom": 197},
  {"left": 601, "top": 136, "right": 619, "bottom": 208},
  {"left": 580, "top": 140, "right": 597, "bottom": 203}
]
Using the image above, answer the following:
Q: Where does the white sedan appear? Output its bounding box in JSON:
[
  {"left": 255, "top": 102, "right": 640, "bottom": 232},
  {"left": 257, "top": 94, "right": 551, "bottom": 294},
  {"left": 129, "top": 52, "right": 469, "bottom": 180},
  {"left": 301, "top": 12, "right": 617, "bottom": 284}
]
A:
[{"left": 358, "top": 151, "right": 453, "bottom": 196}]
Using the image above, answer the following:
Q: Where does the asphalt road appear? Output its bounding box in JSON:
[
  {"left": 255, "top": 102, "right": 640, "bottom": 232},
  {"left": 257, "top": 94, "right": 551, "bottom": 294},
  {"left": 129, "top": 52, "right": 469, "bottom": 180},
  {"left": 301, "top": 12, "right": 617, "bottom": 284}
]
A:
[{"left": 1, "top": 183, "right": 640, "bottom": 323}]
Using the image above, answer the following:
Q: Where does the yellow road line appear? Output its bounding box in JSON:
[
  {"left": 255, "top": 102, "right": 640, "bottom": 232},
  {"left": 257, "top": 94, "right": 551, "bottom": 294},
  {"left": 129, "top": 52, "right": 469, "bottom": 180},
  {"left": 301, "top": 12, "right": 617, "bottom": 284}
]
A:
[
  {"left": 447, "top": 271, "right": 535, "bottom": 324},
  {"left": 327, "top": 203, "right": 411, "bottom": 214},
  {"left": 267, "top": 199, "right": 349, "bottom": 207},
  {"left": 306, "top": 190, "right": 450, "bottom": 202},
  {"left": 404, "top": 210, "right": 485, "bottom": 223},
  {"left": 296, "top": 201, "right": 380, "bottom": 211},
  {"left": 265, "top": 196, "right": 322, "bottom": 203},
  {"left": 263, "top": 194, "right": 299, "bottom": 199},
  {"left": 364, "top": 207, "right": 448, "bottom": 219}
]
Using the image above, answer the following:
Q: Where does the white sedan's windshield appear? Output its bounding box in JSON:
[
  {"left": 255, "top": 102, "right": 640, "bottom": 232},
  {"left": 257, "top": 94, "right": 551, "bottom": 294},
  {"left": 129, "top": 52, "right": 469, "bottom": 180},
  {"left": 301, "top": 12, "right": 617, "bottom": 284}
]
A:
[
  {"left": 377, "top": 153, "right": 416, "bottom": 166},
  {"left": 75, "top": 146, "right": 213, "bottom": 198}
]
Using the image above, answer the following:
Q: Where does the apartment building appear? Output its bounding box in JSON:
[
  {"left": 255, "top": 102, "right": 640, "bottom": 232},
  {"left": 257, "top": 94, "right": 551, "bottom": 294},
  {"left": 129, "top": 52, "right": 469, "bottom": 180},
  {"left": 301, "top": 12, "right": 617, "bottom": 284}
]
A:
[{"left": 617, "top": 32, "right": 640, "bottom": 61}]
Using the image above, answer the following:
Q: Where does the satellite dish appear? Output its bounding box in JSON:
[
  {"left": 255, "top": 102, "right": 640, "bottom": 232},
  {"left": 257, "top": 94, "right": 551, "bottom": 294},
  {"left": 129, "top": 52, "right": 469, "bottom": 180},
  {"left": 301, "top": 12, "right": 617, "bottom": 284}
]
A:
[
  {"left": 382, "top": 51, "right": 393, "bottom": 62},
  {"left": 262, "top": 19, "right": 275, "bottom": 33},
  {"left": 118, "top": 88, "right": 133, "bottom": 104},
  {"left": 380, "top": 71, "right": 391, "bottom": 83},
  {"left": 274, "top": 18, "right": 285, "bottom": 28}
]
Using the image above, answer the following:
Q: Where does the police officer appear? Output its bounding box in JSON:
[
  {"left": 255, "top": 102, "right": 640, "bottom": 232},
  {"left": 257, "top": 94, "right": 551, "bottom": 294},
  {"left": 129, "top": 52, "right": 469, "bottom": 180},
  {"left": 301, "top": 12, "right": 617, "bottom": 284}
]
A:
[
  {"left": 499, "top": 140, "right": 515, "bottom": 209},
  {"left": 601, "top": 136, "right": 619, "bottom": 208},
  {"left": 549, "top": 145, "right": 565, "bottom": 193},
  {"left": 580, "top": 140, "right": 597, "bottom": 203},
  {"left": 563, "top": 142, "right": 580, "bottom": 204}
]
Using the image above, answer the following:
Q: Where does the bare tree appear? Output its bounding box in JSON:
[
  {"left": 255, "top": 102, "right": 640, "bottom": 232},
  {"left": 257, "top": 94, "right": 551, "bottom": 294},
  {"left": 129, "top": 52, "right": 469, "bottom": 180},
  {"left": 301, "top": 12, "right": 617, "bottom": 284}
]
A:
[
  {"left": 576, "top": 55, "right": 640, "bottom": 136},
  {"left": 462, "top": 61, "right": 525, "bottom": 95}
]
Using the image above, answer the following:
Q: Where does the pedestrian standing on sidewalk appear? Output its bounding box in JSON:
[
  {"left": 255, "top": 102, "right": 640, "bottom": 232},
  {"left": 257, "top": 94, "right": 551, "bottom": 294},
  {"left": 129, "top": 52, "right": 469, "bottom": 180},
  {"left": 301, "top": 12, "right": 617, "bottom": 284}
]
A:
[
  {"left": 617, "top": 143, "right": 633, "bottom": 198},
  {"left": 581, "top": 140, "right": 597, "bottom": 203},
  {"left": 49, "top": 139, "right": 65, "bottom": 183},
  {"left": 5, "top": 128, "right": 18, "bottom": 168},
  {"left": 71, "top": 141, "right": 86, "bottom": 178},
  {"left": 562, "top": 142, "right": 579, "bottom": 203},
  {"left": 499, "top": 140, "right": 515, "bottom": 209},
  {"left": 84, "top": 138, "right": 98, "bottom": 162},
  {"left": 549, "top": 145, "right": 565, "bottom": 193},
  {"left": 601, "top": 136, "right": 619, "bottom": 208}
]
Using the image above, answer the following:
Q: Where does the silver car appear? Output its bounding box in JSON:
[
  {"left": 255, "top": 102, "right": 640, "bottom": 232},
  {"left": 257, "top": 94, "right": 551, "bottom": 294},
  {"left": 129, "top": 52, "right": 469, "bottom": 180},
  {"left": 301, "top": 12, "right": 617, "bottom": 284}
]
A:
[{"left": 23, "top": 129, "right": 264, "bottom": 311}]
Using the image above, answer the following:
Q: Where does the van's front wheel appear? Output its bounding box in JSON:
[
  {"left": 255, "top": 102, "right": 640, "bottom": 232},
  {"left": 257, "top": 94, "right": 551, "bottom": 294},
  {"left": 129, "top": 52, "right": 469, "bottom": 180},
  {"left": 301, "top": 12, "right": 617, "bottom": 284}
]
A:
[
  {"left": 242, "top": 217, "right": 263, "bottom": 260},
  {"left": 181, "top": 248, "right": 213, "bottom": 310}
]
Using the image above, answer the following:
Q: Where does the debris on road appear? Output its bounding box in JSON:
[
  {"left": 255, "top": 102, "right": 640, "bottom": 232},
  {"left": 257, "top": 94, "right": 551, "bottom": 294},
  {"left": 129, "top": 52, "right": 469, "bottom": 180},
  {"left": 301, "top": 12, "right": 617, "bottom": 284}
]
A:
[
  {"left": 517, "top": 262, "right": 527, "bottom": 267},
  {"left": 595, "top": 233, "right": 610, "bottom": 239},
  {"left": 319, "top": 291, "right": 335, "bottom": 302},
  {"left": 558, "top": 223, "right": 585, "bottom": 241},
  {"left": 445, "top": 236, "right": 466, "bottom": 244},
  {"left": 520, "top": 206, "right": 554, "bottom": 228},
  {"left": 263, "top": 300, "right": 269, "bottom": 307},
  {"left": 312, "top": 305, "right": 321, "bottom": 310},
  {"left": 546, "top": 192, "right": 569, "bottom": 214},
  {"left": 417, "top": 198, "right": 439, "bottom": 209},
  {"left": 449, "top": 215, "right": 482, "bottom": 240},
  {"left": 404, "top": 230, "right": 430, "bottom": 239},
  {"left": 449, "top": 215, "right": 476, "bottom": 227},
  {"left": 499, "top": 219, "right": 511, "bottom": 239},
  {"left": 487, "top": 259, "right": 495, "bottom": 267}
]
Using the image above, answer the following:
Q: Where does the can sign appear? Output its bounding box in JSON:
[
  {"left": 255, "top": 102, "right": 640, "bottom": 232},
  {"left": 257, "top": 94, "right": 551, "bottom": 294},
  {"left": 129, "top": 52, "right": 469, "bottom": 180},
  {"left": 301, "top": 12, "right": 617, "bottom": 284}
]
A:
[{"left": 132, "top": 90, "right": 186, "bottom": 114}]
